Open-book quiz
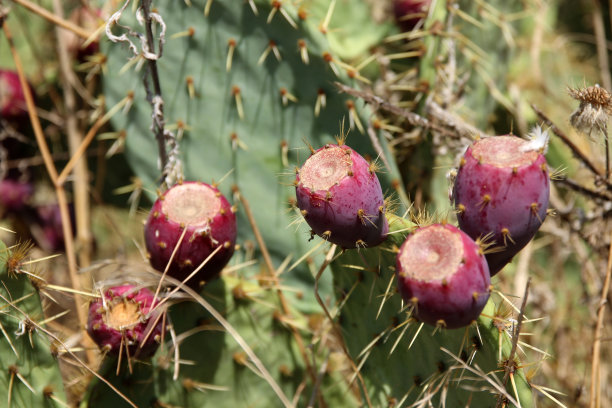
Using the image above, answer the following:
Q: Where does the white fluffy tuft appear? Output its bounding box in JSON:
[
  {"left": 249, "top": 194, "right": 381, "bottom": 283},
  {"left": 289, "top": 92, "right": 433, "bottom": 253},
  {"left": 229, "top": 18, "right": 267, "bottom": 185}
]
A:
[{"left": 519, "top": 125, "right": 550, "bottom": 154}]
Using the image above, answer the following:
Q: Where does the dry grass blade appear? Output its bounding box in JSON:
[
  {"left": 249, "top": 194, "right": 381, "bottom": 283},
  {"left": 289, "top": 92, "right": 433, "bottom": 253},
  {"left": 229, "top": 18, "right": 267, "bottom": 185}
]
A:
[
  {"left": 158, "top": 275, "right": 294, "bottom": 408},
  {"left": 0, "top": 292, "right": 137, "bottom": 408},
  {"left": 236, "top": 188, "right": 317, "bottom": 388},
  {"left": 440, "top": 347, "right": 519, "bottom": 406},
  {"left": 11, "top": 0, "right": 94, "bottom": 39},
  {"left": 590, "top": 229, "right": 612, "bottom": 408},
  {"left": 2, "top": 18, "right": 95, "bottom": 364}
]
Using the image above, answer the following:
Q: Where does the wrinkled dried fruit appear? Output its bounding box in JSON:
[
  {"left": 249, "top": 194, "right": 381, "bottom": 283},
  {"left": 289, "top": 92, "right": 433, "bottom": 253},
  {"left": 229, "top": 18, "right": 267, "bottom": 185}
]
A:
[{"left": 87, "top": 285, "right": 164, "bottom": 358}]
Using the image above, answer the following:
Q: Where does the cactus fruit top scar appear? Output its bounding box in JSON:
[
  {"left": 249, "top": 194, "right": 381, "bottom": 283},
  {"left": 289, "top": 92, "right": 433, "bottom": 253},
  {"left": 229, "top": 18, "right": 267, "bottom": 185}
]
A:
[
  {"left": 163, "top": 182, "right": 220, "bottom": 227},
  {"left": 87, "top": 285, "right": 165, "bottom": 358},
  {"left": 299, "top": 146, "right": 352, "bottom": 191},
  {"left": 472, "top": 136, "right": 538, "bottom": 168},
  {"left": 398, "top": 226, "right": 463, "bottom": 281}
]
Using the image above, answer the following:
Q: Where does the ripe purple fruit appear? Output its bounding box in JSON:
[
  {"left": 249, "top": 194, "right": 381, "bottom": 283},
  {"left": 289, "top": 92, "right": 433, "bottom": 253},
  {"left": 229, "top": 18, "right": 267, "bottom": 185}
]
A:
[
  {"left": 395, "top": 223, "right": 491, "bottom": 329},
  {"left": 87, "top": 285, "right": 165, "bottom": 357},
  {"left": 0, "top": 179, "right": 33, "bottom": 212},
  {"left": 393, "top": 0, "right": 431, "bottom": 32},
  {"left": 0, "top": 69, "right": 29, "bottom": 121},
  {"left": 34, "top": 203, "right": 76, "bottom": 252},
  {"left": 144, "top": 181, "right": 237, "bottom": 289},
  {"left": 453, "top": 134, "right": 550, "bottom": 276},
  {"left": 295, "top": 143, "right": 388, "bottom": 248}
]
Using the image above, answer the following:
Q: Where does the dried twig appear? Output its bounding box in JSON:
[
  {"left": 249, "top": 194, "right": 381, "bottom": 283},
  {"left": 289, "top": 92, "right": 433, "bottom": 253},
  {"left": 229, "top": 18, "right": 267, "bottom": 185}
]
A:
[
  {"left": 2, "top": 17, "right": 94, "bottom": 365},
  {"left": 532, "top": 104, "right": 605, "bottom": 180},
  {"left": 12, "top": 0, "right": 94, "bottom": 39},
  {"left": 590, "top": 229, "right": 612, "bottom": 408},
  {"left": 52, "top": 0, "right": 93, "bottom": 267},
  {"left": 235, "top": 187, "right": 320, "bottom": 398}
]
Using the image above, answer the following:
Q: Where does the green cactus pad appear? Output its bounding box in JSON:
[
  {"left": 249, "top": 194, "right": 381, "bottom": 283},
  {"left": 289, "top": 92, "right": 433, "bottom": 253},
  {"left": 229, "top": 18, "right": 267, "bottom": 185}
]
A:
[
  {"left": 0, "top": 241, "right": 67, "bottom": 407},
  {"left": 84, "top": 272, "right": 358, "bottom": 407},
  {"left": 330, "top": 214, "right": 534, "bottom": 406},
  {"left": 102, "top": 0, "right": 403, "bottom": 314}
]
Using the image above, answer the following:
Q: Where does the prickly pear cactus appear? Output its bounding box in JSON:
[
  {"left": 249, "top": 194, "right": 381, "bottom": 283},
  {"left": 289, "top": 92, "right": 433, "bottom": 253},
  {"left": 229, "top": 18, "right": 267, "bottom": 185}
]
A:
[
  {"left": 419, "top": 0, "right": 525, "bottom": 129},
  {"left": 0, "top": 241, "right": 67, "bottom": 407},
  {"left": 84, "top": 274, "right": 357, "bottom": 407},
  {"left": 103, "top": 0, "right": 403, "bottom": 313},
  {"left": 331, "top": 215, "right": 534, "bottom": 406}
]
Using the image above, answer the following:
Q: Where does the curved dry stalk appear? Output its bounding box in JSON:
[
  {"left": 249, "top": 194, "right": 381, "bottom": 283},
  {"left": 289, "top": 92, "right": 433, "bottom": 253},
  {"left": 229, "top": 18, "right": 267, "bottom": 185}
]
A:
[
  {"left": 11, "top": 0, "right": 94, "bottom": 39},
  {"left": 0, "top": 292, "right": 137, "bottom": 408},
  {"left": 2, "top": 19, "right": 95, "bottom": 365},
  {"left": 590, "top": 229, "right": 612, "bottom": 408},
  {"left": 159, "top": 275, "right": 294, "bottom": 408},
  {"left": 236, "top": 188, "right": 318, "bottom": 389},
  {"left": 52, "top": 0, "right": 93, "bottom": 268},
  {"left": 532, "top": 104, "right": 605, "bottom": 181}
]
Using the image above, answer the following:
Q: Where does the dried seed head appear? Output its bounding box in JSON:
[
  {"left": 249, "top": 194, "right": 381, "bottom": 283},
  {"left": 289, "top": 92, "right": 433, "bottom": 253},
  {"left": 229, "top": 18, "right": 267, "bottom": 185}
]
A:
[{"left": 568, "top": 85, "right": 612, "bottom": 135}]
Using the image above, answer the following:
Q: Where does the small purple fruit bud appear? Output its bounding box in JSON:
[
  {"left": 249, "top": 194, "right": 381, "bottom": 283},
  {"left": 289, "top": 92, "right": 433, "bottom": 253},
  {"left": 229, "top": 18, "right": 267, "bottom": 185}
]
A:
[
  {"left": 393, "top": 0, "right": 431, "bottom": 32},
  {"left": 0, "top": 69, "right": 31, "bottom": 122},
  {"left": 0, "top": 179, "right": 33, "bottom": 212}
]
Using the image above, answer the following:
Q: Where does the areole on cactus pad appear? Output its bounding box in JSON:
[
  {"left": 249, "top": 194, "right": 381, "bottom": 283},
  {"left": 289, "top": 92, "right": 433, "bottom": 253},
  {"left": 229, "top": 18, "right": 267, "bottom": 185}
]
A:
[
  {"left": 144, "top": 181, "right": 237, "bottom": 289},
  {"left": 453, "top": 133, "right": 550, "bottom": 276},
  {"left": 295, "top": 143, "right": 388, "bottom": 248}
]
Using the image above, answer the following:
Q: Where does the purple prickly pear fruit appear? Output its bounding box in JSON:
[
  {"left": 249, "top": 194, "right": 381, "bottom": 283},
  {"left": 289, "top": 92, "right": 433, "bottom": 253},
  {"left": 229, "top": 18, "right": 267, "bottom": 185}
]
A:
[
  {"left": 295, "top": 143, "right": 388, "bottom": 248},
  {"left": 144, "top": 181, "right": 237, "bottom": 289},
  {"left": 0, "top": 69, "right": 31, "bottom": 121},
  {"left": 87, "top": 285, "right": 165, "bottom": 357},
  {"left": 393, "top": 0, "right": 430, "bottom": 32},
  {"left": 0, "top": 179, "right": 33, "bottom": 211},
  {"left": 452, "top": 133, "right": 550, "bottom": 276},
  {"left": 34, "top": 203, "right": 76, "bottom": 252},
  {"left": 395, "top": 223, "right": 491, "bottom": 329}
]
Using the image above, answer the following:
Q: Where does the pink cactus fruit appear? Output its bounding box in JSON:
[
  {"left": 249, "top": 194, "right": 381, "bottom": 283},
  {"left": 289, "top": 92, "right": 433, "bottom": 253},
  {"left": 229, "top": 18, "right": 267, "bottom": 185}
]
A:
[
  {"left": 0, "top": 69, "right": 29, "bottom": 121},
  {"left": 393, "top": 0, "right": 431, "bottom": 32},
  {"left": 33, "top": 203, "right": 76, "bottom": 252},
  {"left": 144, "top": 181, "right": 237, "bottom": 290},
  {"left": 295, "top": 143, "right": 388, "bottom": 249},
  {"left": 452, "top": 133, "right": 550, "bottom": 276},
  {"left": 87, "top": 285, "right": 165, "bottom": 358},
  {"left": 395, "top": 223, "right": 491, "bottom": 329},
  {"left": 0, "top": 179, "right": 33, "bottom": 212}
]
